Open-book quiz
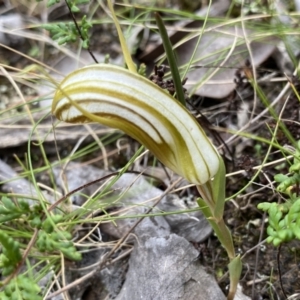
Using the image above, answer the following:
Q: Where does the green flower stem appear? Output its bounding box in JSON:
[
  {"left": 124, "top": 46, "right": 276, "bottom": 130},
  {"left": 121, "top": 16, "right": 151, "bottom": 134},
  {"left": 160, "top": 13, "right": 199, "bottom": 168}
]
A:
[
  {"left": 196, "top": 158, "right": 235, "bottom": 258},
  {"left": 198, "top": 195, "right": 241, "bottom": 300},
  {"left": 228, "top": 256, "right": 242, "bottom": 300},
  {"left": 211, "top": 218, "right": 235, "bottom": 260},
  {"left": 197, "top": 196, "right": 235, "bottom": 260},
  {"left": 197, "top": 158, "right": 241, "bottom": 300}
]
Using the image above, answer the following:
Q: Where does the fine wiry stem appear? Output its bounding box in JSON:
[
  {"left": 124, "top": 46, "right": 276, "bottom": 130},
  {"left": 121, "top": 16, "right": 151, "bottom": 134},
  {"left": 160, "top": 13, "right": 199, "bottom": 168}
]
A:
[{"left": 64, "top": 0, "right": 98, "bottom": 64}]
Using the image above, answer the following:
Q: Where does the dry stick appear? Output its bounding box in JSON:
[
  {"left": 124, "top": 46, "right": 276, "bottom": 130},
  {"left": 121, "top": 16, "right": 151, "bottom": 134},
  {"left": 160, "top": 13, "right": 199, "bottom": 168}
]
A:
[
  {"left": 277, "top": 244, "right": 288, "bottom": 299},
  {"left": 74, "top": 248, "right": 133, "bottom": 273},
  {"left": 0, "top": 21, "right": 89, "bottom": 67},
  {"left": 46, "top": 177, "right": 182, "bottom": 299},
  {"left": 190, "top": 26, "right": 238, "bottom": 97},
  {"left": 0, "top": 68, "right": 50, "bottom": 285},
  {"left": 47, "top": 172, "right": 120, "bottom": 212},
  {"left": 58, "top": 135, "right": 88, "bottom": 196},
  {"left": 251, "top": 212, "right": 266, "bottom": 299}
]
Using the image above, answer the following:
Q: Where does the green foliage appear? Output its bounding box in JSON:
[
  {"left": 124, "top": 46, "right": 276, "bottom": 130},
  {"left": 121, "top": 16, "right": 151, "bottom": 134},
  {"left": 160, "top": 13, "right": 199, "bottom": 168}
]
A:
[
  {"left": 258, "top": 141, "right": 300, "bottom": 246},
  {"left": 0, "top": 195, "right": 81, "bottom": 260},
  {"left": 0, "top": 195, "right": 81, "bottom": 298},
  {"left": 38, "top": 0, "right": 92, "bottom": 48},
  {"left": 0, "top": 197, "right": 30, "bottom": 223},
  {"left": 0, "top": 274, "right": 41, "bottom": 300},
  {"left": 65, "top": 0, "right": 90, "bottom": 13},
  {"left": 0, "top": 231, "right": 22, "bottom": 276},
  {"left": 36, "top": 215, "right": 82, "bottom": 261},
  {"left": 42, "top": 15, "right": 92, "bottom": 48},
  {"left": 0, "top": 196, "right": 43, "bottom": 227},
  {"left": 43, "top": 22, "right": 77, "bottom": 44},
  {"left": 37, "top": 0, "right": 89, "bottom": 12}
]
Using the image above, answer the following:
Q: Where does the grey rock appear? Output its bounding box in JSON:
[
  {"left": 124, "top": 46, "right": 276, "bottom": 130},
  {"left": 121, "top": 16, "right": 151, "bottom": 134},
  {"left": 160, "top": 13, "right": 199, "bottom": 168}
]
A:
[
  {"left": 53, "top": 162, "right": 212, "bottom": 243},
  {"left": 0, "top": 14, "right": 24, "bottom": 45},
  {"left": 115, "top": 234, "right": 226, "bottom": 300},
  {"left": 0, "top": 159, "right": 53, "bottom": 205},
  {"left": 160, "top": 194, "right": 212, "bottom": 243}
]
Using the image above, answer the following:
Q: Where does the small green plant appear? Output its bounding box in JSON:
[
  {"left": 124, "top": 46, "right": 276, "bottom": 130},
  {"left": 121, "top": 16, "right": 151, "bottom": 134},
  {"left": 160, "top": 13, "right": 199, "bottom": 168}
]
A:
[
  {"left": 0, "top": 196, "right": 81, "bottom": 297},
  {"left": 36, "top": 215, "right": 82, "bottom": 261},
  {"left": 0, "top": 274, "right": 41, "bottom": 300},
  {"left": 0, "top": 231, "right": 22, "bottom": 276},
  {"left": 41, "top": 0, "right": 92, "bottom": 48},
  {"left": 258, "top": 141, "right": 300, "bottom": 246},
  {"left": 0, "top": 196, "right": 32, "bottom": 223}
]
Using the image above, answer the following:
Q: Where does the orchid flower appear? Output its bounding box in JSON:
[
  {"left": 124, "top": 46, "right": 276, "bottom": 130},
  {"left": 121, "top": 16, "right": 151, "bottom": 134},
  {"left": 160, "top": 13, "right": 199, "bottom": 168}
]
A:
[
  {"left": 52, "top": 63, "right": 220, "bottom": 186},
  {"left": 52, "top": 1, "right": 242, "bottom": 299}
]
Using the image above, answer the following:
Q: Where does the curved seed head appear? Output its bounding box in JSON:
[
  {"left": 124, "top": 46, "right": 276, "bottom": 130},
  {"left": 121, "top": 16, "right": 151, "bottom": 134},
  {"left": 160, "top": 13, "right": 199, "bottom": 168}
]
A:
[{"left": 52, "top": 64, "right": 220, "bottom": 185}]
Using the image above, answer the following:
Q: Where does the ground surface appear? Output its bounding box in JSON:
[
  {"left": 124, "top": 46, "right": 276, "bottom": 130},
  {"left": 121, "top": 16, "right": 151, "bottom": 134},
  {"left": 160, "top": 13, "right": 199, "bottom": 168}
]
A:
[{"left": 1, "top": 1, "right": 300, "bottom": 299}]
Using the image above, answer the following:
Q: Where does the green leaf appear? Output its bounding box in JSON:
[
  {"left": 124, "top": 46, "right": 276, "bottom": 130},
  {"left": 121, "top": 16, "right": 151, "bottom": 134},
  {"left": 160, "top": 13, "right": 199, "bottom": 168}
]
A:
[
  {"left": 0, "top": 231, "right": 22, "bottom": 275},
  {"left": 257, "top": 202, "right": 271, "bottom": 211},
  {"left": 288, "top": 198, "right": 300, "bottom": 221},
  {"left": 290, "top": 164, "right": 300, "bottom": 172},
  {"left": 277, "top": 228, "right": 294, "bottom": 242},
  {"left": 274, "top": 173, "right": 289, "bottom": 183},
  {"left": 155, "top": 13, "right": 186, "bottom": 106},
  {"left": 1, "top": 197, "right": 16, "bottom": 211},
  {"left": 0, "top": 214, "right": 23, "bottom": 223},
  {"left": 36, "top": 227, "right": 81, "bottom": 261},
  {"left": 82, "top": 39, "right": 89, "bottom": 49},
  {"left": 277, "top": 174, "right": 298, "bottom": 193},
  {"left": 0, "top": 275, "right": 41, "bottom": 300},
  {"left": 266, "top": 226, "right": 276, "bottom": 237},
  {"left": 70, "top": 4, "right": 80, "bottom": 12},
  {"left": 273, "top": 237, "right": 283, "bottom": 247},
  {"left": 47, "top": 0, "right": 60, "bottom": 7},
  {"left": 212, "top": 158, "right": 226, "bottom": 220},
  {"left": 42, "top": 214, "right": 63, "bottom": 233}
]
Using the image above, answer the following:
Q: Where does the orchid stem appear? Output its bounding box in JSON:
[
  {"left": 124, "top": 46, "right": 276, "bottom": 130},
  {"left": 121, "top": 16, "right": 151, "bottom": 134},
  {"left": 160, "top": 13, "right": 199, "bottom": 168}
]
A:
[
  {"left": 197, "top": 179, "right": 242, "bottom": 300},
  {"left": 197, "top": 196, "right": 235, "bottom": 259}
]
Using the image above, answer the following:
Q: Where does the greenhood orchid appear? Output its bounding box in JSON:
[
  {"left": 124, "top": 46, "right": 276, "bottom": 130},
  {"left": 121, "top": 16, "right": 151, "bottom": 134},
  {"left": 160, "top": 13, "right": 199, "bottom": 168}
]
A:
[
  {"left": 52, "top": 63, "right": 220, "bottom": 185},
  {"left": 51, "top": 2, "right": 242, "bottom": 299}
]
